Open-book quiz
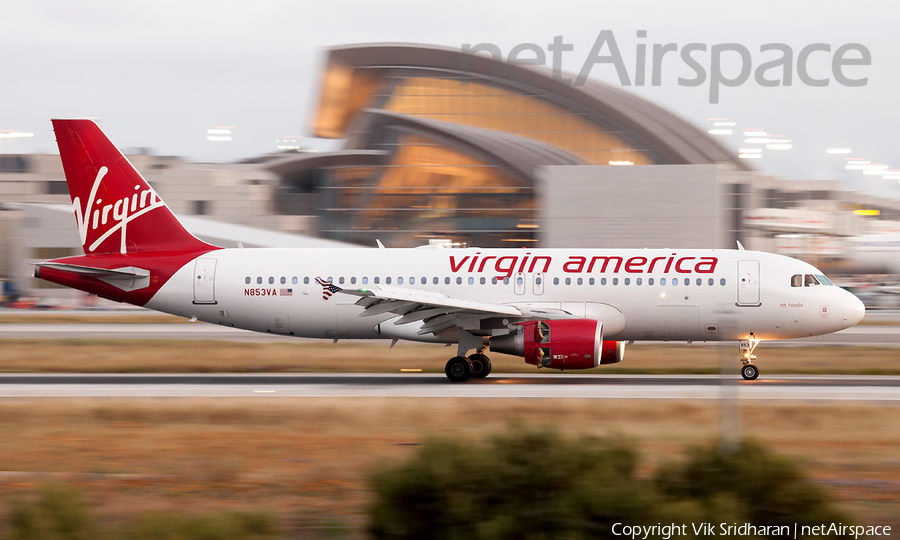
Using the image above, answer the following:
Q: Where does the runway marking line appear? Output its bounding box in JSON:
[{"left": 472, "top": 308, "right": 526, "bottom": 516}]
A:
[{"left": 253, "top": 390, "right": 276, "bottom": 393}]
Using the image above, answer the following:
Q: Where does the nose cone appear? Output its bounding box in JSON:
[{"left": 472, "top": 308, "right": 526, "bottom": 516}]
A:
[{"left": 842, "top": 291, "right": 866, "bottom": 329}]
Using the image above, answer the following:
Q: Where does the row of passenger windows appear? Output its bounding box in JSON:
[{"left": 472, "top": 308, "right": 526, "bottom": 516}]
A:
[{"left": 245, "top": 275, "right": 728, "bottom": 287}]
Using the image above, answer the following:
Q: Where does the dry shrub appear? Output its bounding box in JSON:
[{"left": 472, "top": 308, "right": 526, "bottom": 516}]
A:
[{"left": 368, "top": 430, "right": 851, "bottom": 540}]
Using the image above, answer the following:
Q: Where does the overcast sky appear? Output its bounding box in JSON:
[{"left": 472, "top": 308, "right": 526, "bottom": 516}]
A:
[{"left": 2, "top": 1, "right": 898, "bottom": 194}]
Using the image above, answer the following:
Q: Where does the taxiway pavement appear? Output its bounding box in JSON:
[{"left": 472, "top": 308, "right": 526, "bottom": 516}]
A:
[{"left": 0, "top": 373, "right": 898, "bottom": 401}]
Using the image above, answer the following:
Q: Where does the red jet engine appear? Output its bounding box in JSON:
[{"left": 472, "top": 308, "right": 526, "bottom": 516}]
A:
[{"left": 490, "top": 320, "right": 625, "bottom": 370}]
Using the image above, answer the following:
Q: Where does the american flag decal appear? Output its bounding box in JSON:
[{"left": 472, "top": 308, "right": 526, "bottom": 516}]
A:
[
  {"left": 279, "top": 288, "right": 293, "bottom": 297},
  {"left": 315, "top": 277, "right": 342, "bottom": 300}
]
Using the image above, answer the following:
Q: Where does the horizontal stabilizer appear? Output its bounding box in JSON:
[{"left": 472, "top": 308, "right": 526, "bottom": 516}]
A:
[
  {"left": 35, "top": 262, "right": 149, "bottom": 279},
  {"left": 34, "top": 263, "right": 151, "bottom": 292}
]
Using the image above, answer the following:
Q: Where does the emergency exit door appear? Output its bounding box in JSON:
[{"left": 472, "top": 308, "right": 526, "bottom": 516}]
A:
[{"left": 193, "top": 258, "right": 217, "bottom": 304}]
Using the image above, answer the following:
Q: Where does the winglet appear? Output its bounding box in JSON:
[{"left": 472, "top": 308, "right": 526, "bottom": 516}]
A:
[
  {"left": 736, "top": 241, "right": 745, "bottom": 251},
  {"left": 376, "top": 239, "right": 386, "bottom": 249}
]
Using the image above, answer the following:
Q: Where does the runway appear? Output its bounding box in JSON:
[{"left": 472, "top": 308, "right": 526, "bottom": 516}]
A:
[
  {"left": 1, "top": 373, "right": 899, "bottom": 401},
  {"left": 0, "top": 323, "right": 899, "bottom": 346}
]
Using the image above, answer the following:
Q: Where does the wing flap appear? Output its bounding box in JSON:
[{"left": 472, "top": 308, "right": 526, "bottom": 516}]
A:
[
  {"left": 341, "top": 285, "right": 521, "bottom": 317},
  {"left": 335, "top": 285, "right": 585, "bottom": 337}
]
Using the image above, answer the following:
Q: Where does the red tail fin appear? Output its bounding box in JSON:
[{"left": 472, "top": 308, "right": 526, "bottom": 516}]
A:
[{"left": 52, "top": 119, "right": 214, "bottom": 254}]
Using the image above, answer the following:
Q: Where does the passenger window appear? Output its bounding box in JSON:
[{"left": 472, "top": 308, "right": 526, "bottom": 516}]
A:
[
  {"left": 433, "top": 277, "right": 439, "bottom": 285},
  {"left": 805, "top": 274, "right": 819, "bottom": 287},
  {"left": 339, "top": 277, "right": 345, "bottom": 285},
  {"left": 292, "top": 277, "right": 298, "bottom": 285},
  {"left": 445, "top": 277, "right": 450, "bottom": 284},
  {"left": 708, "top": 278, "right": 713, "bottom": 286},
  {"left": 613, "top": 278, "right": 619, "bottom": 285},
  {"left": 351, "top": 277, "right": 356, "bottom": 285},
  {"left": 245, "top": 277, "right": 251, "bottom": 284},
  {"left": 636, "top": 278, "right": 642, "bottom": 286},
  {"left": 492, "top": 277, "right": 498, "bottom": 284},
  {"left": 791, "top": 274, "right": 803, "bottom": 287},
  {"left": 696, "top": 278, "right": 702, "bottom": 286},
  {"left": 648, "top": 278, "right": 654, "bottom": 285},
  {"left": 577, "top": 277, "right": 583, "bottom": 285},
  {"left": 374, "top": 277, "right": 380, "bottom": 284},
  {"left": 386, "top": 277, "right": 392, "bottom": 284},
  {"left": 589, "top": 278, "right": 595, "bottom": 285},
  {"left": 304, "top": 277, "right": 309, "bottom": 285},
  {"left": 535, "top": 276, "right": 542, "bottom": 285},
  {"left": 327, "top": 277, "right": 333, "bottom": 283},
  {"left": 397, "top": 277, "right": 403, "bottom": 284},
  {"left": 422, "top": 277, "right": 427, "bottom": 284},
  {"left": 601, "top": 278, "right": 607, "bottom": 285},
  {"left": 408, "top": 277, "right": 414, "bottom": 284},
  {"left": 280, "top": 277, "right": 286, "bottom": 285},
  {"left": 672, "top": 278, "right": 678, "bottom": 285},
  {"left": 565, "top": 277, "right": 571, "bottom": 285},
  {"left": 624, "top": 278, "right": 630, "bottom": 285},
  {"left": 684, "top": 278, "right": 689, "bottom": 286},
  {"left": 504, "top": 277, "right": 510, "bottom": 284},
  {"left": 257, "top": 277, "right": 263, "bottom": 284},
  {"left": 268, "top": 277, "right": 275, "bottom": 284},
  {"left": 456, "top": 277, "right": 462, "bottom": 284},
  {"left": 468, "top": 277, "right": 474, "bottom": 285},
  {"left": 720, "top": 278, "right": 726, "bottom": 286},
  {"left": 553, "top": 277, "right": 559, "bottom": 285},
  {"left": 362, "top": 277, "right": 368, "bottom": 285},
  {"left": 660, "top": 278, "right": 666, "bottom": 286},
  {"left": 480, "top": 277, "right": 486, "bottom": 285}
]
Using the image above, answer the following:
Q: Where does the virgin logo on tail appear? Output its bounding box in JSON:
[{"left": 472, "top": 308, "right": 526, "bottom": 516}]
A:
[{"left": 72, "top": 166, "right": 166, "bottom": 254}]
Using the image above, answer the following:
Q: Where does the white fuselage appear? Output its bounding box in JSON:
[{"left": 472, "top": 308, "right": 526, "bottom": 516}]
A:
[{"left": 145, "top": 247, "right": 863, "bottom": 343}]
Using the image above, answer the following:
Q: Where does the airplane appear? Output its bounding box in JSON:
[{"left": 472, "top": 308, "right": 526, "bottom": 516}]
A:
[{"left": 34, "top": 119, "right": 866, "bottom": 382}]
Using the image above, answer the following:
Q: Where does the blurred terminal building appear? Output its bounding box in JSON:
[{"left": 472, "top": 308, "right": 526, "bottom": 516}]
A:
[{"left": 2, "top": 43, "right": 900, "bottom": 298}]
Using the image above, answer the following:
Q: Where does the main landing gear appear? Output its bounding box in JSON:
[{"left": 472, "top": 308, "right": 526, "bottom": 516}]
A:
[
  {"left": 444, "top": 351, "right": 492, "bottom": 382},
  {"left": 739, "top": 336, "right": 761, "bottom": 380},
  {"left": 469, "top": 353, "right": 492, "bottom": 379}
]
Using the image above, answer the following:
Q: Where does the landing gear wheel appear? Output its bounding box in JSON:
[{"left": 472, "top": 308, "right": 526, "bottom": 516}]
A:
[
  {"left": 741, "top": 363, "right": 759, "bottom": 381},
  {"left": 468, "top": 353, "right": 492, "bottom": 379},
  {"left": 445, "top": 356, "right": 474, "bottom": 382}
]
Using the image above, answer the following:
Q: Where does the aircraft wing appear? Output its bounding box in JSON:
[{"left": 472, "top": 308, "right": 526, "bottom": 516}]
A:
[{"left": 337, "top": 284, "right": 578, "bottom": 336}]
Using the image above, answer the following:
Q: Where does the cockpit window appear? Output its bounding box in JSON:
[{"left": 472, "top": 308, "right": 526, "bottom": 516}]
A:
[{"left": 792, "top": 273, "right": 834, "bottom": 287}]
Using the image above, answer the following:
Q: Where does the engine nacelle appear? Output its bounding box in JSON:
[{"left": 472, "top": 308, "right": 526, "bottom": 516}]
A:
[
  {"left": 490, "top": 320, "right": 625, "bottom": 370},
  {"left": 600, "top": 339, "right": 626, "bottom": 364}
]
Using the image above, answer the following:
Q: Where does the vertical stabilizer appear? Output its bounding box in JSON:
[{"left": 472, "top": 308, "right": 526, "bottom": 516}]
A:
[{"left": 52, "top": 119, "right": 214, "bottom": 254}]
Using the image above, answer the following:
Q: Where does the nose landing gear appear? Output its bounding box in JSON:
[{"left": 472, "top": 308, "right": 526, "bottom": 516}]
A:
[{"left": 739, "top": 336, "right": 761, "bottom": 380}]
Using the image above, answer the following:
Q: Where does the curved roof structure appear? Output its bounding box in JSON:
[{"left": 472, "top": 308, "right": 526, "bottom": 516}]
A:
[
  {"left": 264, "top": 150, "right": 388, "bottom": 182},
  {"left": 346, "top": 109, "right": 586, "bottom": 185},
  {"left": 317, "top": 43, "right": 748, "bottom": 170}
]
